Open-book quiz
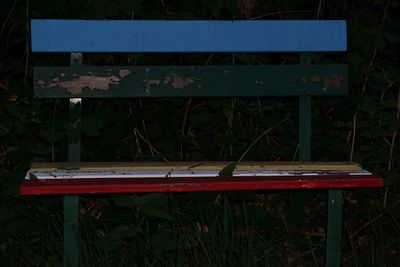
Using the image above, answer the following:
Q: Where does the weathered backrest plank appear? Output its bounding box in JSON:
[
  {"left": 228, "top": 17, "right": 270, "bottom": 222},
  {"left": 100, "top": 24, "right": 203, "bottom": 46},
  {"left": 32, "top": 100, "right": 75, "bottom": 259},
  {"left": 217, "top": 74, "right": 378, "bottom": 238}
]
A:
[
  {"left": 34, "top": 65, "right": 347, "bottom": 98},
  {"left": 31, "top": 20, "right": 347, "bottom": 53}
]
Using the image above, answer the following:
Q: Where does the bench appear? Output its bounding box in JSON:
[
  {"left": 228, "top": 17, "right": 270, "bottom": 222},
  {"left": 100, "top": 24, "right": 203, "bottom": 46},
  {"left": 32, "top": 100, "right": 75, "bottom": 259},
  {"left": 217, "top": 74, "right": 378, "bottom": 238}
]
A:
[{"left": 21, "top": 19, "right": 383, "bottom": 267}]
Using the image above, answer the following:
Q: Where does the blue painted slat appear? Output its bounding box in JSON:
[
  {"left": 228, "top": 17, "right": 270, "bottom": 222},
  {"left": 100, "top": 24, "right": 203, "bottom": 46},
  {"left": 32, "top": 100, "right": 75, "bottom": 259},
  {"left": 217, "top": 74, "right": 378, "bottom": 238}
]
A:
[{"left": 31, "top": 20, "right": 347, "bottom": 53}]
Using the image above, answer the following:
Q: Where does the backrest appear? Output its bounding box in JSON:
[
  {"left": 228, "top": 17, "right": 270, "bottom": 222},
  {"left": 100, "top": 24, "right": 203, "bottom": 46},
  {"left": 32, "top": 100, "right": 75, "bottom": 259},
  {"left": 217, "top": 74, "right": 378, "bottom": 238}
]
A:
[{"left": 31, "top": 19, "right": 348, "bottom": 161}]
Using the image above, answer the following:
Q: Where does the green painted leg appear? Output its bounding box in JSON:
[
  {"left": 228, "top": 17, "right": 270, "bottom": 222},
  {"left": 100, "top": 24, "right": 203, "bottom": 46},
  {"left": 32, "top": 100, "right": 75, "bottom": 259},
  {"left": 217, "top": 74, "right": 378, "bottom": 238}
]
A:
[
  {"left": 64, "top": 53, "right": 82, "bottom": 267},
  {"left": 326, "top": 189, "right": 342, "bottom": 267},
  {"left": 64, "top": 195, "right": 79, "bottom": 267},
  {"left": 294, "top": 95, "right": 312, "bottom": 223}
]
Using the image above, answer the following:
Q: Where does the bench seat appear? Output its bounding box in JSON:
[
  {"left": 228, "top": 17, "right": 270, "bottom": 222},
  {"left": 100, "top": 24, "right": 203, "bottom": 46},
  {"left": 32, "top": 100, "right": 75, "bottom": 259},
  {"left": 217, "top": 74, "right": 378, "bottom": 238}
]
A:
[{"left": 21, "top": 162, "right": 383, "bottom": 195}]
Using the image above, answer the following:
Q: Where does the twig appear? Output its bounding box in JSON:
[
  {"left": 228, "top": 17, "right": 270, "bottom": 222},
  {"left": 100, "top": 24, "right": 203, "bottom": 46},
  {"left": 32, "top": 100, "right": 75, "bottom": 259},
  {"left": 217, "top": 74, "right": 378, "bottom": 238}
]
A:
[
  {"left": 349, "top": 213, "right": 384, "bottom": 238},
  {"left": 204, "top": 54, "right": 214, "bottom": 65},
  {"left": 379, "top": 77, "right": 400, "bottom": 102},
  {"left": 219, "top": 98, "right": 236, "bottom": 158},
  {"left": 388, "top": 86, "right": 400, "bottom": 172},
  {"left": 133, "top": 128, "right": 142, "bottom": 156},
  {"left": 350, "top": 113, "right": 357, "bottom": 161},
  {"left": 160, "top": 0, "right": 171, "bottom": 14},
  {"left": 138, "top": 99, "right": 154, "bottom": 156},
  {"left": 134, "top": 129, "right": 169, "bottom": 162},
  {"left": 51, "top": 101, "right": 57, "bottom": 162},
  {"left": 228, "top": 99, "right": 236, "bottom": 156},
  {"left": 180, "top": 54, "right": 214, "bottom": 159},
  {"left": 24, "top": 0, "right": 30, "bottom": 81},
  {"left": 180, "top": 98, "right": 192, "bottom": 160},
  {"left": 292, "top": 143, "right": 299, "bottom": 162},
  {"left": 0, "top": 83, "right": 8, "bottom": 90},
  {"left": 0, "top": 125, "right": 10, "bottom": 134},
  {"left": 345, "top": 228, "right": 359, "bottom": 267},
  {"left": 249, "top": 10, "right": 312, "bottom": 20},
  {"left": 238, "top": 115, "right": 291, "bottom": 162},
  {"left": 384, "top": 86, "right": 400, "bottom": 207},
  {"left": 350, "top": 199, "right": 400, "bottom": 238},
  {"left": 349, "top": 1, "right": 389, "bottom": 161},
  {"left": 0, "top": 0, "right": 17, "bottom": 34},
  {"left": 316, "top": 0, "right": 324, "bottom": 18}
]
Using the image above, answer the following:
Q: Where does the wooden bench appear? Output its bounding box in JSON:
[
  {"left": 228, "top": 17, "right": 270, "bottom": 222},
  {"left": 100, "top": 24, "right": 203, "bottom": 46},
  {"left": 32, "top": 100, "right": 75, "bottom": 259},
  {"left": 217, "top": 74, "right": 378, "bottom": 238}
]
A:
[{"left": 21, "top": 19, "right": 383, "bottom": 267}]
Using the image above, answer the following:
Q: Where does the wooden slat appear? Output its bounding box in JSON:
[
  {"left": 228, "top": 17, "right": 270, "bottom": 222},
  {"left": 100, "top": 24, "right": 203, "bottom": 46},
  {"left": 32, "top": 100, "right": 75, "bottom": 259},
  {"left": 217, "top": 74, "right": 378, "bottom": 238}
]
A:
[
  {"left": 30, "top": 161, "right": 362, "bottom": 171},
  {"left": 26, "top": 163, "right": 370, "bottom": 180},
  {"left": 33, "top": 65, "right": 348, "bottom": 98},
  {"left": 31, "top": 20, "right": 347, "bottom": 53},
  {"left": 20, "top": 175, "right": 383, "bottom": 196}
]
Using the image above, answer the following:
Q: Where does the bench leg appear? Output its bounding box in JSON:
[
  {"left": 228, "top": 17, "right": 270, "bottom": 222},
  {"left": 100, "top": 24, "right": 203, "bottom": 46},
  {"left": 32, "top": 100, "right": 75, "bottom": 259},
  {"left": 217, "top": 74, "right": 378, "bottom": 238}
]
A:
[
  {"left": 64, "top": 195, "right": 79, "bottom": 267},
  {"left": 326, "top": 189, "right": 342, "bottom": 267}
]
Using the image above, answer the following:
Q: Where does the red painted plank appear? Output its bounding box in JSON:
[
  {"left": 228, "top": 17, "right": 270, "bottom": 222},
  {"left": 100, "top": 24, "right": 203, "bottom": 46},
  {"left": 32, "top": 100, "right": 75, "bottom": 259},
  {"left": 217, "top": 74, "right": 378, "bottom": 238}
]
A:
[{"left": 20, "top": 175, "right": 383, "bottom": 196}]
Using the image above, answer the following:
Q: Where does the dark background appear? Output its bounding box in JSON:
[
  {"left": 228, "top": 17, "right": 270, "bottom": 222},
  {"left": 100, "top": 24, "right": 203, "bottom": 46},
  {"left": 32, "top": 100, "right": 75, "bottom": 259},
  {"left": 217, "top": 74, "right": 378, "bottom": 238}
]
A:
[{"left": 0, "top": 0, "right": 399, "bottom": 266}]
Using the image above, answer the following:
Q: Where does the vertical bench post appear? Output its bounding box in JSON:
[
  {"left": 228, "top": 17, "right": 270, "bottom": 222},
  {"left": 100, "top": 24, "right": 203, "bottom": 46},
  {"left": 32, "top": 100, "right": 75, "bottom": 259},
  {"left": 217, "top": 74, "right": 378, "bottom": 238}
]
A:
[
  {"left": 326, "top": 190, "right": 343, "bottom": 266},
  {"left": 64, "top": 53, "right": 82, "bottom": 267},
  {"left": 294, "top": 54, "right": 312, "bottom": 223}
]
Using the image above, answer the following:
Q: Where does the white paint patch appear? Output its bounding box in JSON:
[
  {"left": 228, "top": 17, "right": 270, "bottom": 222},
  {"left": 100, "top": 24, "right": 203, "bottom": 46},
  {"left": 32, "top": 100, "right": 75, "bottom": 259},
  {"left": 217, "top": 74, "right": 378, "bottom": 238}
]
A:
[{"left": 26, "top": 169, "right": 372, "bottom": 180}]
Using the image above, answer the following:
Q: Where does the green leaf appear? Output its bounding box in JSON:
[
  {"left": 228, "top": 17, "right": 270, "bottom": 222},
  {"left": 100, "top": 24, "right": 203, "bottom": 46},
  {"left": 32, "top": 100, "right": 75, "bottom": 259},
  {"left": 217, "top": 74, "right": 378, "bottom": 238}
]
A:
[
  {"left": 218, "top": 162, "right": 236, "bottom": 177},
  {"left": 29, "top": 172, "right": 38, "bottom": 180},
  {"left": 140, "top": 206, "right": 173, "bottom": 221}
]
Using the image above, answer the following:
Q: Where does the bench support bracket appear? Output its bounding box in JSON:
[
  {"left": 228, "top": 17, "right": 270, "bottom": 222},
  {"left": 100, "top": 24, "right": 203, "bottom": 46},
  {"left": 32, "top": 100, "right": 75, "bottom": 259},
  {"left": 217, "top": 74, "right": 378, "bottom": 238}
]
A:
[{"left": 64, "top": 53, "right": 82, "bottom": 267}]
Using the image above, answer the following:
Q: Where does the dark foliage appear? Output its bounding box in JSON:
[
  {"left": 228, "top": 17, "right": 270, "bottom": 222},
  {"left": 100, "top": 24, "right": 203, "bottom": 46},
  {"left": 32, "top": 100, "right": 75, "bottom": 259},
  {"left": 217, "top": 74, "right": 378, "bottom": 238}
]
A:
[{"left": 1, "top": 0, "right": 400, "bottom": 266}]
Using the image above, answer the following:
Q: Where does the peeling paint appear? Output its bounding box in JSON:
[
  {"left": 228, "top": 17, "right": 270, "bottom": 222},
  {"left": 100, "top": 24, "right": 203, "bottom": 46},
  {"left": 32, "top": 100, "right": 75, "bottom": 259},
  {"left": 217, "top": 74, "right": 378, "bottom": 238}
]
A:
[
  {"left": 323, "top": 75, "right": 343, "bottom": 91},
  {"left": 311, "top": 76, "right": 320, "bottom": 82},
  {"left": 144, "top": 79, "right": 161, "bottom": 86},
  {"left": 256, "top": 80, "right": 265, "bottom": 85},
  {"left": 48, "top": 75, "right": 121, "bottom": 95},
  {"left": 36, "top": 80, "right": 45, "bottom": 88},
  {"left": 119, "top": 69, "right": 131, "bottom": 78},
  {"left": 163, "top": 74, "right": 194, "bottom": 89},
  {"left": 304, "top": 75, "right": 343, "bottom": 91}
]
